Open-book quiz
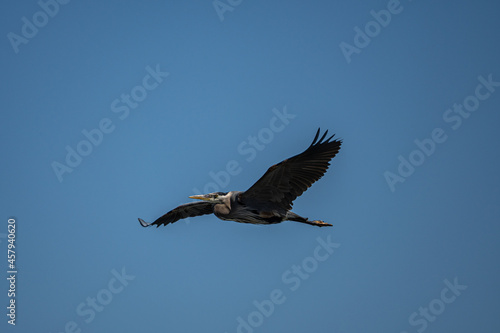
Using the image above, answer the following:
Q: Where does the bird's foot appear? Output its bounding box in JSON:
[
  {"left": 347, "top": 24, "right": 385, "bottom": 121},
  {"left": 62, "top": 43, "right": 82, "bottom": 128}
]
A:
[
  {"left": 138, "top": 218, "right": 152, "bottom": 227},
  {"left": 311, "top": 220, "right": 332, "bottom": 227}
]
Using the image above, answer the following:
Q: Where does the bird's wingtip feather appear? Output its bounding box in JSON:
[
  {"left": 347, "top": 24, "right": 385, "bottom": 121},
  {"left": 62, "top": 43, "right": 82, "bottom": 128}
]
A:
[
  {"left": 310, "top": 128, "right": 321, "bottom": 147},
  {"left": 138, "top": 218, "right": 151, "bottom": 227}
]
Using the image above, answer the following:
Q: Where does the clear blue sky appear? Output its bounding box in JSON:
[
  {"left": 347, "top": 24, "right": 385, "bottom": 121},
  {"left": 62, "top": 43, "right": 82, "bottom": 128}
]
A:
[{"left": 1, "top": 1, "right": 500, "bottom": 332}]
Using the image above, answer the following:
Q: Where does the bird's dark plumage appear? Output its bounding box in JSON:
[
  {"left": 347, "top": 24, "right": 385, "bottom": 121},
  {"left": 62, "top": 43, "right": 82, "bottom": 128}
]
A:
[
  {"left": 239, "top": 129, "right": 341, "bottom": 211},
  {"left": 139, "top": 201, "right": 214, "bottom": 227},
  {"left": 138, "top": 128, "right": 342, "bottom": 228}
]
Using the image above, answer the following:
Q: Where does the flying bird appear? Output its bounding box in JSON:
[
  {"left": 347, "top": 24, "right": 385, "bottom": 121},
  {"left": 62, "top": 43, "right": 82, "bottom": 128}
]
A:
[{"left": 139, "top": 128, "right": 342, "bottom": 228}]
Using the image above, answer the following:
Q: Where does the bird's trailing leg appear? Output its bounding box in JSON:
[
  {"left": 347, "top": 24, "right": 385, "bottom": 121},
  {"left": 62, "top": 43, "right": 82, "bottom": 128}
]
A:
[
  {"left": 285, "top": 212, "right": 332, "bottom": 227},
  {"left": 309, "top": 220, "right": 333, "bottom": 227}
]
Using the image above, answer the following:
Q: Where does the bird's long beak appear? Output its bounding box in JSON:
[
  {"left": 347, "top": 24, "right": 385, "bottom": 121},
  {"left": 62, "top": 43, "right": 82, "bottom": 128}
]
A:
[{"left": 189, "top": 194, "right": 211, "bottom": 201}]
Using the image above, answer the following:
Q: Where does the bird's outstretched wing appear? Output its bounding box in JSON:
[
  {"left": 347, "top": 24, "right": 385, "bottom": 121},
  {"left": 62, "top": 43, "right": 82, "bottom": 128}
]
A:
[
  {"left": 138, "top": 201, "right": 214, "bottom": 227},
  {"left": 239, "top": 129, "right": 342, "bottom": 211}
]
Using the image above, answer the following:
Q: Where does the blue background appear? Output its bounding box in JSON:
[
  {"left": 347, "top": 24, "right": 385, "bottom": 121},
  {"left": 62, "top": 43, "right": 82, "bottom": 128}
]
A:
[{"left": 1, "top": 1, "right": 500, "bottom": 332}]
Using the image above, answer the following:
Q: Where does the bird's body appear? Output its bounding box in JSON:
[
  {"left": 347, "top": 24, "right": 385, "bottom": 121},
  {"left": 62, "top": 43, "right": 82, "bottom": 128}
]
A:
[
  {"left": 212, "top": 191, "right": 288, "bottom": 225},
  {"left": 139, "top": 129, "right": 342, "bottom": 228}
]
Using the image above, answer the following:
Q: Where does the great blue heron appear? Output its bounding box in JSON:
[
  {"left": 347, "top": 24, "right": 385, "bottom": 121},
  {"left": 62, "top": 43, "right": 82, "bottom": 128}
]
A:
[{"left": 139, "top": 128, "right": 342, "bottom": 228}]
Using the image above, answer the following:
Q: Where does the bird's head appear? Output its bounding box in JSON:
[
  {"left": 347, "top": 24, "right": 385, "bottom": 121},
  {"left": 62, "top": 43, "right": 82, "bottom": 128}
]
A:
[{"left": 189, "top": 192, "right": 228, "bottom": 203}]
